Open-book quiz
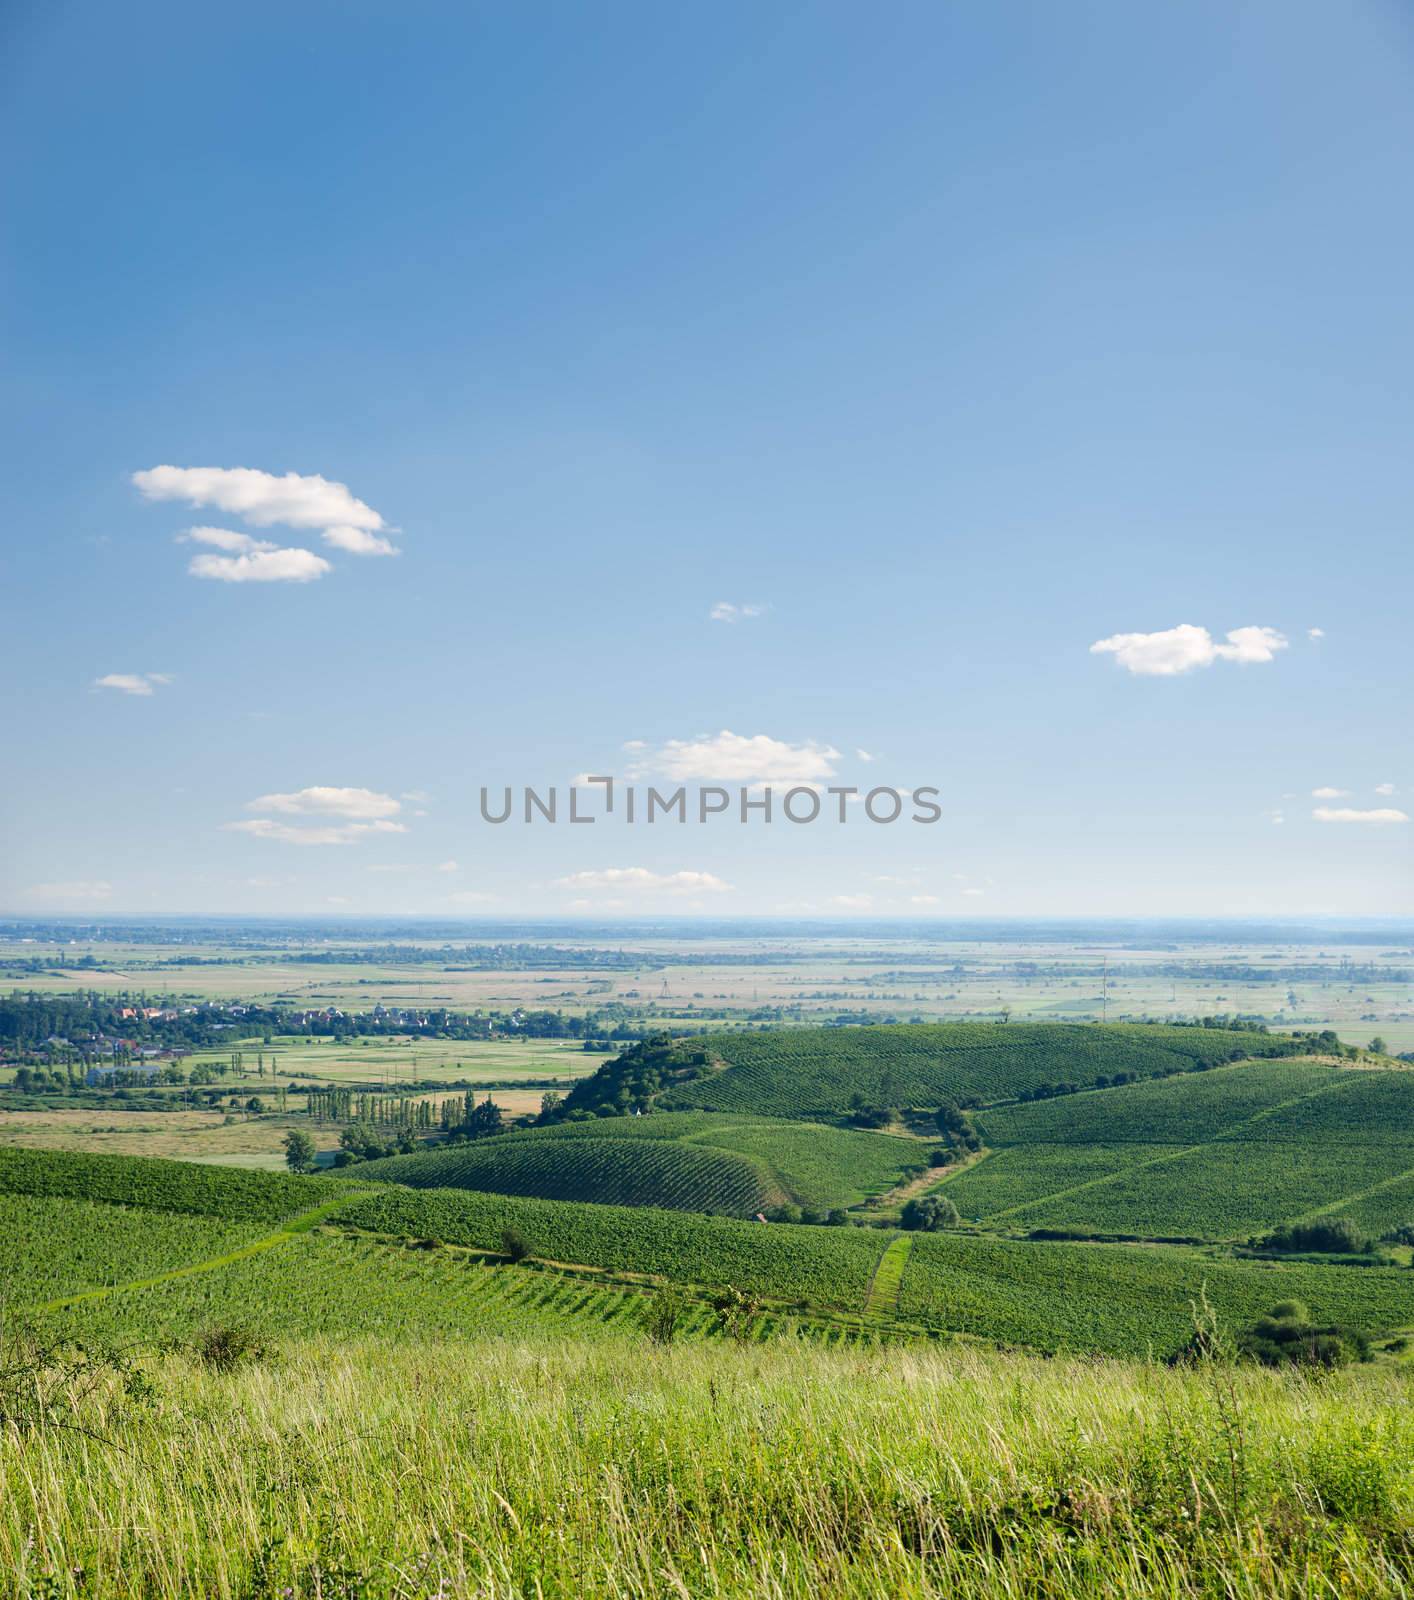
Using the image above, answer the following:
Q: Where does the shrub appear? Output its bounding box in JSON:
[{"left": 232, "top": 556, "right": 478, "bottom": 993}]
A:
[
  {"left": 193, "top": 1324, "right": 266, "bottom": 1373},
  {"left": 501, "top": 1225, "right": 532, "bottom": 1263},
  {"left": 1263, "top": 1219, "right": 1370, "bottom": 1256},
  {"left": 900, "top": 1195, "right": 961, "bottom": 1232}
]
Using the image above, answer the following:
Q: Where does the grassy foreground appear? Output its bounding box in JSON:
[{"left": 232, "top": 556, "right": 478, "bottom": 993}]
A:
[{"left": 5, "top": 1334, "right": 1414, "bottom": 1599}]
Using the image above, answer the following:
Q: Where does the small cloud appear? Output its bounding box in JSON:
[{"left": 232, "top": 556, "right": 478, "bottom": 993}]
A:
[
  {"left": 227, "top": 818, "right": 408, "bottom": 846},
  {"left": 1312, "top": 787, "right": 1351, "bottom": 799},
  {"left": 134, "top": 464, "right": 391, "bottom": 536},
  {"left": 437, "top": 859, "right": 459, "bottom": 873},
  {"left": 856, "top": 749, "right": 876, "bottom": 762},
  {"left": 188, "top": 546, "right": 331, "bottom": 583},
  {"left": 94, "top": 672, "right": 169, "bottom": 696},
  {"left": 1308, "top": 627, "right": 1325, "bottom": 640},
  {"left": 1090, "top": 623, "right": 1288, "bottom": 676},
  {"left": 961, "top": 887, "right": 986, "bottom": 897},
  {"left": 180, "top": 526, "right": 277, "bottom": 553},
  {"left": 247, "top": 786, "right": 401, "bottom": 820},
  {"left": 1374, "top": 783, "right": 1396, "bottom": 797},
  {"left": 910, "top": 894, "right": 941, "bottom": 906},
  {"left": 830, "top": 894, "right": 873, "bottom": 910},
  {"left": 447, "top": 890, "right": 496, "bottom": 906},
  {"left": 621, "top": 740, "right": 647, "bottom": 752},
  {"left": 326, "top": 896, "right": 351, "bottom": 906},
  {"left": 708, "top": 601, "right": 767, "bottom": 624},
  {"left": 629, "top": 729, "right": 840, "bottom": 786},
  {"left": 1266, "top": 809, "right": 1286, "bottom": 826},
  {"left": 400, "top": 790, "right": 431, "bottom": 804},
  {"left": 553, "top": 867, "right": 732, "bottom": 895},
  {"left": 1312, "top": 807, "right": 1408, "bottom": 825},
  {"left": 322, "top": 525, "right": 398, "bottom": 557}
]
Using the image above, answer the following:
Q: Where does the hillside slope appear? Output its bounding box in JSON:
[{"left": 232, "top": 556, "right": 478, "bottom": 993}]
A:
[{"left": 559, "top": 1021, "right": 1308, "bottom": 1122}]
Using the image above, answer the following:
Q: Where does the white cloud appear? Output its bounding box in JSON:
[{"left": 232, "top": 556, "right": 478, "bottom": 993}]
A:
[
  {"left": 134, "top": 465, "right": 388, "bottom": 536},
  {"left": 326, "top": 896, "right": 351, "bottom": 906},
  {"left": 1090, "top": 623, "right": 1288, "bottom": 676},
  {"left": 1374, "top": 783, "right": 1396, "bottom": 797},
  {"left": 830, "top": 894, "right": 873, "bottom": 910},
  {"left": 226, "top": 818, "right": 408, "bottom": 846},
  {"left": 1312, "top": 807, "right": 1408, "bottom": 825},
  {"left": 910, "top": 894, "right": 941, "bottom": 906},
  {"left": 94, "top": 672, "right": 170, "bottom": 696},
  {"left": 400, "top": 790, "right": 431, "bottom": 804},
  {"left": 961, "top": 887, "right": 986, "bottom": 897},
  {"left": 708, "top": 601, "right": 767, "bottom": 623},
  {"left": 554, "top": 867, "right": 733, "bottom": 895},
  {"left": 856, "top": 749, "right": 876, "bottom": 762},
  {"left": 1308, "top": 627, "right": 1325, "bottom": 640},
  {"left": 181, "top": 525, "right": 276, "bottom": 553},
  {"left": 19, "top": 880, "right": 113, "bottom": 903},
  {"left": 1311, "top": 787, "right": 1350, "bottom": 799},
  {"left": 1267, "top": 809, "right": 1286, "bottom": 826},
  {"left": 246, "top": 786, "right": 402, "bottom": 820},
  {"left": 446, "top": 890, "right": 496, "bottom": 906},
  {"left": 189, "top": 547, "right": 332, "bottom": 583},
  {"left": 228, "top": 786, "right": 407, "bottom": 845},
  {"left": 437, "top": 859, "right": 460, "bottom": 873},
  {"left": 630, "top": 730, "right": 841, "bottom": 786},
  {"left": 621, "top": 740, "right": 647, "bottom": 752},
  {"left": 322, "top": 524, "right": 398, "bottom": 557}
]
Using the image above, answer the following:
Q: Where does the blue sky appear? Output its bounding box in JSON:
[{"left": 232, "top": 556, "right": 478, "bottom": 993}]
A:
[{"left": 2, "top": 0, "right": 1411, "bottom": 918}]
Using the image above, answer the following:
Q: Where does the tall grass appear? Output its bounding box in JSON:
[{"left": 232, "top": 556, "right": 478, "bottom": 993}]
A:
[{"left": 4, "top": 1332, "right": 1414, "bottom": 1598}]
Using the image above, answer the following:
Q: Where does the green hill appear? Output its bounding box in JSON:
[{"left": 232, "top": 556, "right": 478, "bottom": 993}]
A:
[
  {"left": 943, "top": 1060, "right": 1414, "bottom": 1241},
  {"left": 366, "top": 1112, "right": 925, "bottom": 1215},
  {"left": 559, "top": 1021, "right": 1308, "bottom": 1123},
  {"left": 358, "top": 1134, "right": 785, "bottom": 1216}
]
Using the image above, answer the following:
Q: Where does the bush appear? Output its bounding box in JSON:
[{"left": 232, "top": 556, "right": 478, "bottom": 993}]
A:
[
  {"left": 1263, "top": 1219, "right": 1370, "bottom": 1256},
  {"left": 900, "top": 1195, "right": 961, "bottom": 1232},
  {"left": 193, "top": 1324, "right": 266, "bottom": 1373},
  {"left": 501, "top": 1225, "right": 532, "bottom": 1263},
  {"left": 1237, "top": 1302, "right": 1370, "bottom": 1370}
]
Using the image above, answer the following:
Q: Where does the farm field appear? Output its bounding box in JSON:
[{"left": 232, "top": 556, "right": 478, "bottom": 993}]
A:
[
  {"left": 364, "top": 1112, "right": 927, "bottom": 1215},
  {"left": 8, "top": 929, "right": 1414, "bottom": 1044},
  {"left": 179, "top": 1035, "right": 600, "bottom": 1088},
  {"left": 360, "top": 1135, "right": 785, "bottom": 1215},
  {"left": 0, "top": 1192, "right": 271, "bottom": 1304},
  {"left": 945, "top": 1059, "right": 1414, "bottom": 1240},
  {"left": 897, "top": 1230, "right": 1414, "bottom": 1355},
  {"left": 0, "top": 1106, "right": 346, "bottom": 1168},
  {"left": 5, "top": 1146, "right": 1411, "bottom": 1363},
  {"left": 664, "top": 1022, "right": 1302, "bottom": 1118}
]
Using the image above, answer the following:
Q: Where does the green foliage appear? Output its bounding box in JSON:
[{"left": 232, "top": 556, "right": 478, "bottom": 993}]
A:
[
  {"left": 661, "top": 1022, "right": 1299, "bottom": 1120},
  {"left": 338, "top": 1185, "right": 889, "bottom": 1310},
  {"left": 359, "top": 1136, "right": 781, "bottom": 1216},
  {"left": 1263, "top": 1218, "right": 1370, "bottom": 1256},
  {"left": 0, "top": 1145, "right": 354, "bottom": 1225},
  {"left": 282, "top": 1129, "right": 316, "bottom": 1173},
  {"left": 945, "top": 1062, "right": 1414, "bottom": 1242},
  {"left": 900, "top": 1195, "right": 960, "bottom": 1232},
  {"left": 897, "top": 1231, "right": 1414, "bottom": 1356},
  {"left": 0, "top": 1194, "right": 272, "bottom": 1305},
  {"left": 1236, "top": 1302, "right": 1371, "bottom": 1369}
]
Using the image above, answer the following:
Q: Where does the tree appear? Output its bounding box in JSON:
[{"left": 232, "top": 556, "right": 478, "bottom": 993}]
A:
[
  {"left": 900, "top": 1195, "right": 961, "bottom": 1232},
  {"left": 244, "top": 1096, "right": 266, "bottom": 1116},
  {"left": 1263, "top": 1218, "right": 1369, "bottom": 1256},
  {"left": 1370, "top": 1036, "right": 1388, "bottom": 1056},
  {"left": 501, "top": 1226, "right": 531, "bottom": 1264},
  {"left": 282, "top": 1129, "right": 316, "bottom": 1173}
]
